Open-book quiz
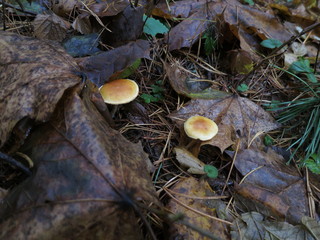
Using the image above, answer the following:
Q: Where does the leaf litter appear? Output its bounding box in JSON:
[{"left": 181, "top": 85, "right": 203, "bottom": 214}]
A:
[{"left": 2, "top": 0, "right": 320, "bottom": 239}]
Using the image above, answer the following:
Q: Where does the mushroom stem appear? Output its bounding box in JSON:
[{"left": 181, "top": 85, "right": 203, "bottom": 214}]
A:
[{"left": 185, "top": 139, "right": 202, "bottom": 157}]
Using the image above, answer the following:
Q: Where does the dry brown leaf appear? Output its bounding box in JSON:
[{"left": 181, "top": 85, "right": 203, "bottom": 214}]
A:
[
  {"left": 33, "top": 13, "right": 70, "bottom": 41},
  {"left": 169, "top": 95, "right": 280, "bottom": 150},
  {"left": 157, "top": 0, "right": 292, "bottom": 51},
  {"left": 101, "top": 6, "right": 144, "bottom": 47},
  {"left": 152, "top": 0, "right": 205, "bottom": 19},
  {"left": 86, "top": 0, "right": 130, "bottom": 17},
  {"left": 167, "top": 177, "right": 230, "bottom": 239},
  {"left": 233, "top": 148, "right": 309, "bottom": 224},
  {"left": 0, "top": 83, "right": 158, "bottom": 239},
  {"left": 164, "top": 61, "right": 230, "bottom": 99},
  {"left": 78, "top": 39, "right": 150, "bottom": 86},
  {"left": 174, "top": 147, "right": 205, "bottom": 174},
  {"left": 0, "top": 31, "right": 81, "bottom": 148},
  {"left": 72, "top": 15, "right": 92, "bottom": 34},
  {"left": 202, "top": 124, "right": 234, "bottom": 153},
  {"left": 51, "top": 0, "right": 78, "bottom": 17}
]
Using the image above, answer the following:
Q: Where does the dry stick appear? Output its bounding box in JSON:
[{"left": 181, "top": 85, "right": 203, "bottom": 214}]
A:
[
  {"left": 238, "top": 21, "right": 320, "bottom": 86},
  {"left": 0, "top": 151, "right": 32, "bottom": 176}
]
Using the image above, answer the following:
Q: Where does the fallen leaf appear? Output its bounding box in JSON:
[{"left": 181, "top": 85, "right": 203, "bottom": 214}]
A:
[
  {"left": 157, "top": 0, "right": 292, "bottom": 52},
  {"left": 51, "top": 0, "right": 77, "bottom": 17},
  {"left": 72, "top": 15, "right": 92, "bottom": 34},
  {"left": 226, "top": 49, "right": 254, "bottom": 74},
  {"left": 167, "top": 177, "right": 231, "bottom": 239},
  {"left": 101, "top": 6, "right": 144, "bottom": 47},
  {"left": 233, "top": 148, "right": 309, "bottom": 224},
  {"left": 169, "top": 95, "right": 280, "bottom": 150},
  {"left": 152, "top": 0, "right": 206, "bottom": 19},
  {"left": 33, "top": 13, "right": 70, "bottom": 41},
  {"left": 0, "top": 83, "right": 158, "bottom": 239},
  {"left": 85, "top": 0, "right": 130, "bottom": 17},
  {"left": 164, "top": 62, "right": 230, "bottom": 99},
  {"left": 62, "top": 33, "right": 102, "bottom": 57},
  {"left": 231, "top": 212, "right": 317, "bottom": 240},
  {"left": 0, "top": 31, "right": 81, "bottom": 148},
  {"left": 78, "top": 39, "right": 150, "bottom": 86},
  {"left": 174, "top": 147, "right": 205, "bottom": 174},
  {"left": 202, "top": 124, "right": 235, "bottom": 153}
]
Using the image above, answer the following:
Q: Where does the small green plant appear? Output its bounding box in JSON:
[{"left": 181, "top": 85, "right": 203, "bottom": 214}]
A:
[
  {"left": 260, "top": 38, "right": 283, "bottom": 49},
  {"left": 237, "top": 83, "right": 249, "bottom": 92},
  {"left": 141, "top": 80, "right": 164, "bottom": 103},
  {"left": 264, "top": 135, "right": 274, "bottom": 146},
  {"left": 204, "top": 165, "right": 218, "bottom": 178},
  {"left": 202, "top": 24, "right": 218, "bottom": 56},
  {"left": 288, "top": 58, "right": 317, "bottom": 83},
  {"left": 304, "top": 153, "right": 320, "bottom": 174}
]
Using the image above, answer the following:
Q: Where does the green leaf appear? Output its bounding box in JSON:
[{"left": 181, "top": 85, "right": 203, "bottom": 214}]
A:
[
  {"left": 243, "top": 0, "right": 254, "bottom": 6},
  {"left": 237, "top": 83, "right": 249, "bottom": 92},
  {"left": 151, "top": 84, "right": 164, "bottom": 94},
  {"left": 260, "top": 39, "right": 283, "bottom": 49},
  {"left": 117, "top": 58, "right": 141, "bottom": 79},
  {"left": 143, "top": 15, "right": 169, "bottom": 36},
  {"left": 288, "top": 59, "right": 313, "bottom": 74},
  {"left": 203, "top": 33, "right": 217, "bottom": 56},
  {"left": 264, "top": 135, "right": 274, "bottom": 146},
  {"left": 305, "top": 154, "right": 320, "bottom": 174},
  {"left": 140, "top": 93, "right": 160, "bottom": 103},
  {"left": 306, "top": 73, "right": 317, "bottom": 83},
  {"left": 204, "top": 165, "right": 218, "bottom": 178}
]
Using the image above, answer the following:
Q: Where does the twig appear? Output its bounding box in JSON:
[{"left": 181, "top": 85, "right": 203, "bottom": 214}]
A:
[
  {"left": 0, "top": 151, "right": 32, "bottom": 176},
  {"left": 238, "top": 21, "right": 320, "bottom": 86}
]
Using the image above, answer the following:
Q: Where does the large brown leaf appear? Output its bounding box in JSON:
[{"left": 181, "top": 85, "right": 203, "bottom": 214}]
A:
[
  {"left": 0, "top": 31, "right": 81, "bottom": 148},
  {"left": 233, "top": 148, "right": 309, "bottom": 224},
  {"left": 156, "top": 0, "right": 292, "bottom": 51},
  {"left": 0, "top": 83, "right": 158, "bottom": 239},
  {"left": 167, "top": 177, "right": 231, "bottom": 239},
  {"left": 78, "top": 39, "right": 150, "bottom": 86}
]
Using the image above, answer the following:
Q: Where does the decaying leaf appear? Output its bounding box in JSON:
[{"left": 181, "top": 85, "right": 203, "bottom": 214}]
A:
[
  {"left": 164, "top": 61, "right": 230, "bottom": 99},
  {"left": 0, "top": 83, "right": 158, "bottom": 239},
  {"left": 233, "top": 148, "right": 309, "bottom": 224},
  {"left": 167, "top": 177, "right": 231, "bottom": 239},
  {"left": 51, "top": 0, "right": 78, "bottom": 17},
  {"left": 231, "top": 212, "right": 318, "bottom": 240},
  {"left": 174, "top": 147, "right": 205, "bottom": 174},
  {"left": 78, "top": 39, "right": 150, "bottom": 86},
  {"left": 0, "top": 31, "right": 81, "bottom": 148},
  {"left": 101, "top": 6, "right": 144, "bottom": 47},
  {"left": 169, "top": 95, "right": 280, "bottom": 150},
  {"left": 33, "top": 13, "right": 70, "bottom": 41},
  {"left": 202, "top": 124, "right": 234, "bottom": 153},
  {"left": 157, "top": 0, "right": 292, "bottom": 51}
]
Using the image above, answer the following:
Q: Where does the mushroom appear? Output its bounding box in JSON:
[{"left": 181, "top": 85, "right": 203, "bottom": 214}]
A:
[
  {"left": 183, "top": 115, "right": 218, "bottom": 156},
  {"left": 99, "top": 79, "right": 139, "bottom": 105},
  {"left": 99, "top": 79, "right": 139, "bottom": 117}
]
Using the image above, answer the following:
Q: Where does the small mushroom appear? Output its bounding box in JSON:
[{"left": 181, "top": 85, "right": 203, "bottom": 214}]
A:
[
  {"left": 99, "top": 79, "right": 139, "bottom": 117},
  {"left": 99, "top": 79, "right": 139, "bottom": 105},
  {"left": 183, "top": 115, "right": 218, "bottom": 156}
]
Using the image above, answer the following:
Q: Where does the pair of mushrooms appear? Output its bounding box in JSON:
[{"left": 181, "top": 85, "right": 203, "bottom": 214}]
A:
[{"left": 99, "top": 79, "right": 218, "bottom": 142}]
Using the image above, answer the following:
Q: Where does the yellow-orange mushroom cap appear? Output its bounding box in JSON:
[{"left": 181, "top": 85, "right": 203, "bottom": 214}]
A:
[
  {"left": 184, "top": 116, "right": 218, "bottom": 141},
  {"left": 99, "top": 79, "right": 139, "bottom": 105}
]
